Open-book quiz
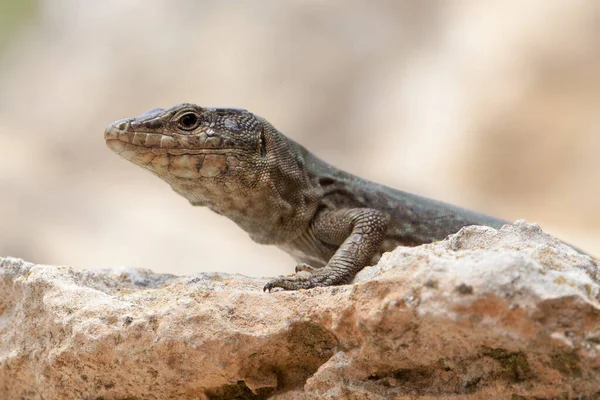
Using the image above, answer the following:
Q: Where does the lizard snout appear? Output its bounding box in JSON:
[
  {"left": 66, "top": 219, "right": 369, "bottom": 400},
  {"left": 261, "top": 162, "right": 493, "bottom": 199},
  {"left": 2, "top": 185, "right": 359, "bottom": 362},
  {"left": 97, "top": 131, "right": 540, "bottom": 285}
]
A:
[
  {"left": 104, "top": 118, "right": 134, "bottom": 154},
  {"left": 104, "top": 118, "right": 132, "bottom": 139}
]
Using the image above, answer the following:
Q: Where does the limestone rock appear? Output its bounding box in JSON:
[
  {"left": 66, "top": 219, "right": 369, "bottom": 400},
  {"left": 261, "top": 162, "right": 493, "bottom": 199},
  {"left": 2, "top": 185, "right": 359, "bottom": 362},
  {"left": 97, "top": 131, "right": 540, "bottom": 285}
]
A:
[{"left": 1, "top": 221, "right": 599, "bottom": 399}]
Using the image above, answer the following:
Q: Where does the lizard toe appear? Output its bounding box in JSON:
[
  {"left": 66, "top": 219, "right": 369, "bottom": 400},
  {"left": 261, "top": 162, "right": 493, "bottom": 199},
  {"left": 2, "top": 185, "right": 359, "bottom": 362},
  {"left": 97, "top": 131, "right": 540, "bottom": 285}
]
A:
[
  {"left": 263, "top": 275, "right": 312, "bottom": 292},
  {"left": 295, "top": 263, "right": 317, "bottom": 273}
]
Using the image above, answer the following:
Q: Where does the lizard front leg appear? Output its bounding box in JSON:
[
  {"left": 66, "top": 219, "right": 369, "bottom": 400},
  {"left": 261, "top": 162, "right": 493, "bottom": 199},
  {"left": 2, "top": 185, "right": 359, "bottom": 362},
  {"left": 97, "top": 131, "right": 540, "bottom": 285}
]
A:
[{"left": 264, "top": 208, "right": 387, "bottom": 291}]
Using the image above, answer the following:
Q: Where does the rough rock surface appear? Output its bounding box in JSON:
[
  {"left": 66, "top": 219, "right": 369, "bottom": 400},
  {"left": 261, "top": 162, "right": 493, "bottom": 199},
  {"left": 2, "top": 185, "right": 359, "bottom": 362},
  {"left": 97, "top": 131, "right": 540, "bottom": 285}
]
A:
[{"left": 1, "top": 221, "right": 599, "bottom": 400}]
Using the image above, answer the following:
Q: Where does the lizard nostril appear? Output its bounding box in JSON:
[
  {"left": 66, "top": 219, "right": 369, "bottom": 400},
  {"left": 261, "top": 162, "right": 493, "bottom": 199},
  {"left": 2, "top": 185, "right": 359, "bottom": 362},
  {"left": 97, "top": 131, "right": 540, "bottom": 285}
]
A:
[{"left": 114, "top": 119, "right": 130, "bottom": 131}]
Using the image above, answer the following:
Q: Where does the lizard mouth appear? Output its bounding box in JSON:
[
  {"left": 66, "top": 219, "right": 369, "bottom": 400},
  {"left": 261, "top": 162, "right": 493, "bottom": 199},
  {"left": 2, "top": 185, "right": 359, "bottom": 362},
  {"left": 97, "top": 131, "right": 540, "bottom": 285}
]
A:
[
  {"left": 105, "top": 137, "right": 237, "bottom": 156},
  {"left": 105, "top": 123, "right": 238, "bottom": 179}
]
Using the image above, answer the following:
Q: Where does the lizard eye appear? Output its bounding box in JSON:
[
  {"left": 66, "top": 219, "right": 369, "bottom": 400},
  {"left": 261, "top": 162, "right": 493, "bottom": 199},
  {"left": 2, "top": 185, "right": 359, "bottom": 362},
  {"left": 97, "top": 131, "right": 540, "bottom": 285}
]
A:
[{"left": 178, "top": 113, "right": 200, "bottom": 131}]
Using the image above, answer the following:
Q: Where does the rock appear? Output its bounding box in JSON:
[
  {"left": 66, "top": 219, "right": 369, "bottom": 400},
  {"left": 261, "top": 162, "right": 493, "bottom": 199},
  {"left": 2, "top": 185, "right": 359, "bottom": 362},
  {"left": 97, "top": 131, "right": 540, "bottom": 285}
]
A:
[{"left": 1, "top": 220, "right": 599, "bottom": 399}]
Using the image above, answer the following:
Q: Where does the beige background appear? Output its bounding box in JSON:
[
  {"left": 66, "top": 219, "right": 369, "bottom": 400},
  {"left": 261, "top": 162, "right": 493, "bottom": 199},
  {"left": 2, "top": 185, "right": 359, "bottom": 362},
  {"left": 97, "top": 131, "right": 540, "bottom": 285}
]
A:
[{"left": 0, "top": 0, "right": 598, "bottom": 277}]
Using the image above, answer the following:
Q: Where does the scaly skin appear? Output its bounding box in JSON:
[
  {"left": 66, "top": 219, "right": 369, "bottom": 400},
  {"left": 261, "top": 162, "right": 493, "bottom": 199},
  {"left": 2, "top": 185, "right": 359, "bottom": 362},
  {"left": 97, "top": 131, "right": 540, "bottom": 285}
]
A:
[{"left": 104, "top": 103, "right": 508, "bottom": 291}]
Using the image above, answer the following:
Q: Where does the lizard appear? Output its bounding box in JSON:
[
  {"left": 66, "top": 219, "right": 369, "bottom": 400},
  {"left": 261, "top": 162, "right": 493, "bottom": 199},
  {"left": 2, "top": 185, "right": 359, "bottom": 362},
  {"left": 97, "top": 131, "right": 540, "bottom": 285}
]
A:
[{"left": 104, "top": 103, "right": 509, "bottom": 291}]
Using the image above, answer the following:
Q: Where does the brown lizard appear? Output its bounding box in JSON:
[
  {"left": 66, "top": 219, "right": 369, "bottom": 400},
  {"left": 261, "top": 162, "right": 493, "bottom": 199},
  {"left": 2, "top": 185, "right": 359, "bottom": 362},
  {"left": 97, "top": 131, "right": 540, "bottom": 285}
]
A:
[{"left": 105, "top": 103, "right": 509, "bottom": 291}]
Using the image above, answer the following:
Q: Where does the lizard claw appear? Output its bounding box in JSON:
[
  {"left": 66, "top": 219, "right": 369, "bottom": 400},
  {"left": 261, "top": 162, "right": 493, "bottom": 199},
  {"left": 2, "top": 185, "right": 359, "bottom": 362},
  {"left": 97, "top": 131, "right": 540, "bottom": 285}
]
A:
[{"left": 263, "top": 281, "right": 276, "bottom": 292}]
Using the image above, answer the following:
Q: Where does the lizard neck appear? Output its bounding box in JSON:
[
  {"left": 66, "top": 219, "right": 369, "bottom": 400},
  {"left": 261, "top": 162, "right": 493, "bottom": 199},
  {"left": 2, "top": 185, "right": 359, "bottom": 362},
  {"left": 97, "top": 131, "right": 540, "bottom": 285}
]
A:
[{"left": 181, "top": 126, "right": 324, "bottom": 245}]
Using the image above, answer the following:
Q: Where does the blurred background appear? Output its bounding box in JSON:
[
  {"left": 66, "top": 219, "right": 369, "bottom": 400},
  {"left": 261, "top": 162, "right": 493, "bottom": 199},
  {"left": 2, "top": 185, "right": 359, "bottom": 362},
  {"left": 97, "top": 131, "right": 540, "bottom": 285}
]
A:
[{"left": 0, "top": 0, "right": 598, "bottom": 277}]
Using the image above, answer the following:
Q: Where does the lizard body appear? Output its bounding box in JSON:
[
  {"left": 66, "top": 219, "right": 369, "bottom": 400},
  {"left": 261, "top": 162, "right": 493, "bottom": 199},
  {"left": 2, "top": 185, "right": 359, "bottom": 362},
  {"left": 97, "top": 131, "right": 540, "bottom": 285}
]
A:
[{"left": 105, "top": 104, "right": 507, "bottom": 291}]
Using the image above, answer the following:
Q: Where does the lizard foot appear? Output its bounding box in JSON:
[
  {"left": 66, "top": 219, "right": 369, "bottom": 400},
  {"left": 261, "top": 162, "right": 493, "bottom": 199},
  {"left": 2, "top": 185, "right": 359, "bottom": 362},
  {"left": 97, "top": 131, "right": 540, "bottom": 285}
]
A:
[{"left": 263, "top": 268, "right": 337, "bottom": 292}]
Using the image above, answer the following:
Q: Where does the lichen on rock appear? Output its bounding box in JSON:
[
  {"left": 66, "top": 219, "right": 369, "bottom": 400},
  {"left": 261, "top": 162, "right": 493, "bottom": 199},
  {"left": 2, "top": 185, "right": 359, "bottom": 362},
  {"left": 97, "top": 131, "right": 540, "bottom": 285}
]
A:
[{"left": 1, "top": 221, "right": 599, "bottom": 399}]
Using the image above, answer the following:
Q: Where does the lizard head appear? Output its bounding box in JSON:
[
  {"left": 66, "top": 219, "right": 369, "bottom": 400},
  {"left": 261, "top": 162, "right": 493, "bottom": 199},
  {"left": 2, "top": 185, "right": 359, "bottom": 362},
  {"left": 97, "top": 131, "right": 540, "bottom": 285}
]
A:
[
  {"left": 104, "top": 103, "right": 321, "bottom": 243},
  {"left": 104, "top": 103, "right": 267, "bottom": 203}
]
